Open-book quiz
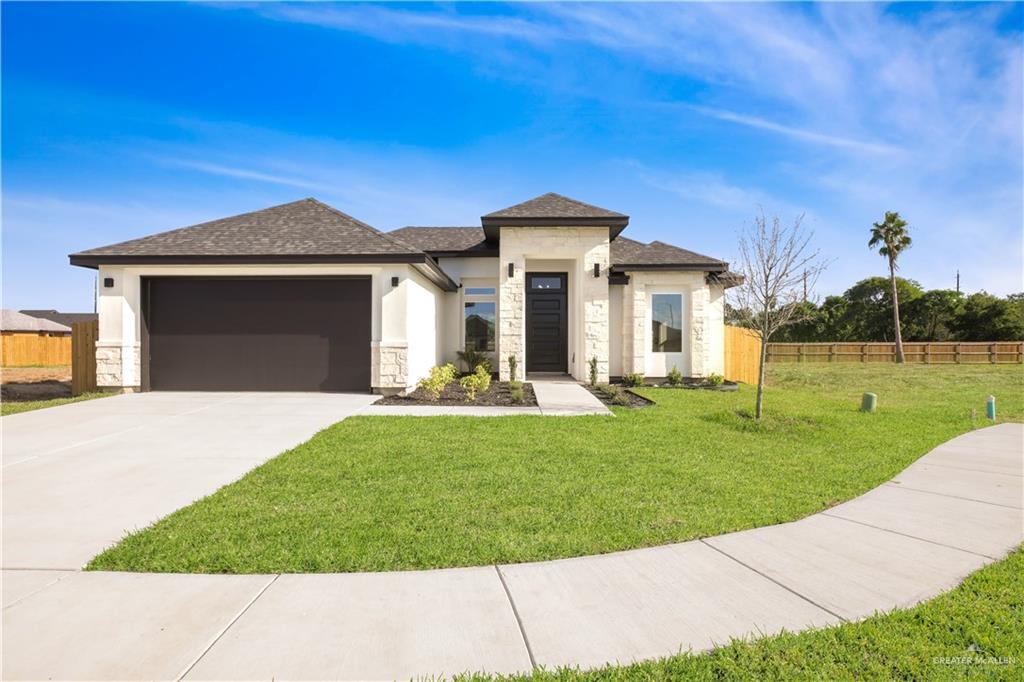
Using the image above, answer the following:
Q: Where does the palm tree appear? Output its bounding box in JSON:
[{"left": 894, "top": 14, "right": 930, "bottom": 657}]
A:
[{"left": 869, "top": 212, "right": 913, "bottom": 363}]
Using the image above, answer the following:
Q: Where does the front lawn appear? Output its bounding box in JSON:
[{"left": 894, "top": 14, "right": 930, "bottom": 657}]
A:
[
  {"left": 464, "top": 545, "right": 1024, "bottom": 681},
  {"left": 1, "top": 392, "right": 110, "bottom": 416},
  {"left": 88, "top": 364, "right": 1023, "bottom": 573}
]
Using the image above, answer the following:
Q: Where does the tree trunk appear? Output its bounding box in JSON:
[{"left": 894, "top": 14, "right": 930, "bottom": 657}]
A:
[
  {"left": 755, "top": 334, "right": 768, "bottom": 419},
  {"left": 889, "top": 259, "right": 905, "bottom": 363}
]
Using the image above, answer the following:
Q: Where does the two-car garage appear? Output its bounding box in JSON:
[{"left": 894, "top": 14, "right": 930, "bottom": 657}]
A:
[{"left": 141, "top": 277, "right": 372, "bottom": 392}]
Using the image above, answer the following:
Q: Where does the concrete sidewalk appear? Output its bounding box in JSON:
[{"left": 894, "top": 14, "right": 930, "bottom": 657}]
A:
[{"left": 3, "top": 423, "right": 1021, "bottom": 680}]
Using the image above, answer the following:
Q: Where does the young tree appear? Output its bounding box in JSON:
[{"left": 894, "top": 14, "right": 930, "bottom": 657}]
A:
[
  {"left": 869, "top": 211, "right": 913, "bottom": 362},
  {"left": 732, "top": 212, "right": 826, "bottom": 419}
]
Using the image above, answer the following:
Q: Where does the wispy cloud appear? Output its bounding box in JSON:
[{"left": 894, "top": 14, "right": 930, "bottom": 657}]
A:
[
  {"left": 686, "top": 105, "right": 903, "bottom": 156},
  {"left": 159, "top": 158, "right": 335, "bottom": 193}
]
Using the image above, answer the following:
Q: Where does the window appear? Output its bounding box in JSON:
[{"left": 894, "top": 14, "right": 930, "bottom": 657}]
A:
[
  {"left": 464, "top": 301, "right": 496, "bottom": 351},
  {"left": 464, "top": 287, "right": 496, "bottom": 296},
  {"left": 530, "top": 276, "right": 563, "bottom": 290},
  {"left": 651, "top": 294, "right": 683, "bottom": 353}
]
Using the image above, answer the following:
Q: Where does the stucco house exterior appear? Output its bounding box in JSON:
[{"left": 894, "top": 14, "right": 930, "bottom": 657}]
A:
[{"left": 70, "top": 193, "right": 741, "bottom": 393}]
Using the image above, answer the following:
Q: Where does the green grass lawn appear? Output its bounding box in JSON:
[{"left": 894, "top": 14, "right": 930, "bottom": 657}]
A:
[
  {"left": 461, "top": 545, "right": 1024, "bottom": 681},
  {"left": 88, "top": 364, "right": 1023, "bottom": 574},
  {"left": 1, "top": 392, "right": 109, "bottom": 416}
]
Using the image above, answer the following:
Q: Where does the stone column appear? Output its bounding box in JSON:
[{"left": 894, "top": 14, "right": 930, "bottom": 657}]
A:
[{"left": 498, "top": 244, "right": 525, "bottom": 381}]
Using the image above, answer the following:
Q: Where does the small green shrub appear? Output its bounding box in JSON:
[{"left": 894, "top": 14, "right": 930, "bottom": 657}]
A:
[
  {"left": 417, "top": 363, "right": 458, "bottom": 400},
  {"left": 475, "top": 364, "right": 492, "bottom": 393},
  {"left": 624, "top": 373, "right": 646, "bottom": 387},
  {"left": 588, "top": 356, "right": 599, "bottom": 386},
  {"left": 460, "top": 374, "right": 480, "bottom": 401},
  {"left": 611, "top": 390, "right": 631, "bottom": 406},
  {"left": 596, "top": 383, "right": 630, "bottom": 406},
  {"left": 507, "top": 354, "right": 518, "bottom": 381},
  {"left": 457, "top": 348, "right": 491, "bottom": 373},
  {"left": 666, "top": 366, "right": 684, "bottom": 386},
  {"left": 509, "top": 384, "right": 524, "bottom": 404},
  {"left": 706, "top": 373, "right": 725, "bottom": 387}
]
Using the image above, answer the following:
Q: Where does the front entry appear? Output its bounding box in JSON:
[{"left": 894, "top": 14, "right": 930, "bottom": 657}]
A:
[{"left": 525, "top": 272, "right": 568, "bottom": 373}]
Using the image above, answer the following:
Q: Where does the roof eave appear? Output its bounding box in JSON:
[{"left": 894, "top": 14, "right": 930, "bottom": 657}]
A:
[
  {"left": 481, "top": 217, "right": 629, "bottom": 242},
  {"left": 611, "top": 262, "right": 728, "bottom": 273}
]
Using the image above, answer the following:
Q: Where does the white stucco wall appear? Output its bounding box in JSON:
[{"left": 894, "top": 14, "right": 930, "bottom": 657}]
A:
[
  {"left": 609, "top": 284, "right": 624, "bottom": 377},
  {"left": 93, "top": 263, "right": 437, "bottom": 393},
  {"left": 433, "top": 257, "right": 499, "bottom": 368},
  {"left": 621, "top": 270, "right": 723, "bottom": 378},
  {"left": 498, "top": 227, "right": 610, "bottom": 382}
]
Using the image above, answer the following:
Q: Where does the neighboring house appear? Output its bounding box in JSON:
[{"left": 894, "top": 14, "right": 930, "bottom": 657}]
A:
[
  {"left": 2, "top": 309, "right": 73, "bottom": 367},
  {"left": 2, "top": 309, "right": 73, "bottom": 335},
  {"left": 20, "top": 310, "right": 98, "bottom": 327},
  {"left": 69, "top": 193, "right": 741, "bottom": 393}
]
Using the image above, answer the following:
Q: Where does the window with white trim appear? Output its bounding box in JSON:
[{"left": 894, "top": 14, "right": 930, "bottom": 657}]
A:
[{"left": 463, "top": 284, "right": 497, "bottom": 352}]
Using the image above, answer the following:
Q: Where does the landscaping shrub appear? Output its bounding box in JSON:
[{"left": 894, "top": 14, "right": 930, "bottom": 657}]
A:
[
  {"left": 706, "top": 373, "right": 725, "bottom": 387},
  {"left": 457, "top": 348, "right": 491, "bottom": 373},
  {"left": 509, "top": 383, "right": 524, "bottom": 404},
  {"left": 624, "top": 372, "right": 646, "bottom": 387},
  {"left": 596, "top": 383, "right": 631, "bottom": 406},
  {"left": 475, "top": 364, "right": 492, "bottom": 393},
  {"left": 459, "top": 374, "right": 480, "bottom": 401},
  {"left": 417, "top": 363, "right": 457, "bottom": 400},
  {"left": 508, "top": 354, "right": 518, "bottom": 381},
  {"left": 667, "top": 366, "right": 684, "bottom": 386},
  {"left": 589, "top": 356, "right": 598, "bottom": 386}
]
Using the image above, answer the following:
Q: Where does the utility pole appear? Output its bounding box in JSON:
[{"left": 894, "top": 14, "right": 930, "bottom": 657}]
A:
[
  {"left": 802, "top": 270, "right": 808, "bottom": 302},
  {"left": 956, "top": 270, "right": 960, "bottom": 294}
]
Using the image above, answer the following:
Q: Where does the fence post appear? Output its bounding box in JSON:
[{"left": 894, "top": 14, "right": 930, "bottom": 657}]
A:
[
  {"left": 989, "top": 343, "right": 995, "bottom": 364},
  {"left": 829, "top": 344, "right": 835, "bottom": 362},
  {"left": 924, "top": 343, "right": 930, "bottom": 364},
  {"left": 954, "top": 343, "right": 961, "bottom": 364}
]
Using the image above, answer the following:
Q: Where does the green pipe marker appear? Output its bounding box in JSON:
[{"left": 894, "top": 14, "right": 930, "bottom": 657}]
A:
[
  {"left": 861, "top": 392, "right": 877, "bottom": 413},
  {"left": 986, "top": 395, "right": 996, "bottom": 421}
]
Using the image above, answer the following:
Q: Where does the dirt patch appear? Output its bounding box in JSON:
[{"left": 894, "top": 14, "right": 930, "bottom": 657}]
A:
[
  {"left": 1, "top": 366, "right": 73, "bottom": 402},
  {"left": 375, "top": 381, "right": 538, "bottom": 407},
  {"left": 584, "top": 384, "right": 655, "bottom": 409}
]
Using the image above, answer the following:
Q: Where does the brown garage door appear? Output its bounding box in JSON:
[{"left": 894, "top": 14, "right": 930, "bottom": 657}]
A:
[{"left": 142, "top": 277, "right": 371, "bottom": 392}]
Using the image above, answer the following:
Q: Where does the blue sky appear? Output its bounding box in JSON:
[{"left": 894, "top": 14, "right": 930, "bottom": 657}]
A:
[{"left": 3, "top": 1, "right": 1022, "bottom": 311}]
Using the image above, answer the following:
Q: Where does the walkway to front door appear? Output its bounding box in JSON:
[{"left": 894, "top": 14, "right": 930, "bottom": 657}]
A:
[{"left": 525, "top": 272, "right": 567, "bottom": 373}]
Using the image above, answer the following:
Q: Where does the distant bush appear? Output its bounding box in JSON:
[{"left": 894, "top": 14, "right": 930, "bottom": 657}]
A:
[
  {"left": 624, "top": 373, "right": 646, "bottom": 388},
  {"left": 706, "top": 373, "right": 725, "bottom": 387}
]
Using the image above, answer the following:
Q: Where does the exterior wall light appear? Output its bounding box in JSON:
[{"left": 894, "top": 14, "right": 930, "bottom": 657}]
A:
[
  {"left": 103, "top": 277, "right": 114, "bottom": 288},
  {"left": 391, "top": 276, "right": 399, "bottom": 287},
  {"left": 593, "top": 263, "right": 601, "bottom": 278},
  {"left": 508, "top": 262, "right": 515, "bottom": 278}
]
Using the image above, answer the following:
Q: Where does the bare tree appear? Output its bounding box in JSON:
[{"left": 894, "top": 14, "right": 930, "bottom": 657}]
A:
[{"left": 731, "top": 212, "right": 827, "bottom": 419}]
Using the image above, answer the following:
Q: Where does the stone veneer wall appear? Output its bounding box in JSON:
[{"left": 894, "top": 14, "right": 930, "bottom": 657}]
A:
[
  {"left": 621, "top": 271, "right": 716, "bottom": 378},
  {"left": 96, "top": 342, "right": 141, "bottom": 392},
  {"left": 371, "top": 341, "right": 409, "bottom": 394},
  {"left": 498, "top": 226, "right": 610, "bottom": 382}
]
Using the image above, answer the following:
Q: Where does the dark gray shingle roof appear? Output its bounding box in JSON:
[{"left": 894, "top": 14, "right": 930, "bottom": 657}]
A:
[
  {"left": 20, "top": 310, "right": 98, "bottom": 327},
  {"left": 611, "top": 237, "right": 726, "bottom": 269},
  {"left": 70, "top": 198, "right": 423, "bottom": 259},
  {"left": 388, "top": 227, "right": 491, "bottom": 254},
  {"left": 483, "top": 192, "right": 627, "bottom": 220},
  {"left": 2, "top": 309, "right": 71, "bottom": 333}
]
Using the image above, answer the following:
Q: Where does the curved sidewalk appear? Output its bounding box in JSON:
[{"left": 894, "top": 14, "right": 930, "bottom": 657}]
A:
[{"left": 4, "top": 423, "right": 1022, "bottom": 681}]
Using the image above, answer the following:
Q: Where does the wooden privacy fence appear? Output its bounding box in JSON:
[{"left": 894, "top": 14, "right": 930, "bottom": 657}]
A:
[
  {"left": 0, "top": 331, "right": 72, "bottom": 366},
  {"left": 72, "top": 321, "right": 98, "bottom": 395},
  {"left": 724, "top": 325, "right": 762, "bottom": 384},
  {"left": 766, "top": 341, "right": 1024, "bottom": 364}
]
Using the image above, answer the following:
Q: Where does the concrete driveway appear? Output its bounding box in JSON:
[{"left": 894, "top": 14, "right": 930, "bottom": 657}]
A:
[{"left": 2, "top": 392, "right": 378, "bottom": 570}]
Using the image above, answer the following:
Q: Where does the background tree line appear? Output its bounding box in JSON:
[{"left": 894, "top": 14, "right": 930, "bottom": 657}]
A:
[{"left": 728, "top": 277, "right": 1024, "bottom": 343}]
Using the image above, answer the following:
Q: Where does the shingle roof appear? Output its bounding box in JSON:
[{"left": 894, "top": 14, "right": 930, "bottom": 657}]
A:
[
  {"left": 610, "top": 237, "right": 727, "bottom": 270},
  {"left": 20, "top": 310, "right": 98, "bottom": 327},
  {"left": 2, "top": 309, "right": 72, "bottom": 333},
  {"left": 483, "top": 192, "right": 627, "bottom": 220},
  {"left": 70, "top": 198, "right": 423, "bottom": 259},
  {"left": 388, "top": 227, "right": 492, "bottom": 254}
]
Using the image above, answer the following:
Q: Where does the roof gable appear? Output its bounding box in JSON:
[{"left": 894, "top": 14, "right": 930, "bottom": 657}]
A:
[{"left": 481, "top": 192, "right": 629, "bottom": 240}]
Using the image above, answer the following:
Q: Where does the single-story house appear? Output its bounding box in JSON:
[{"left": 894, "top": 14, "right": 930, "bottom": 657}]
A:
[
  {"left": 69, "top": 193, "right": 742, "bottom": 393},
  {"left": 20, "top": 309, "right": 99, "bottom": 327},
  {"left": 2, "top": 309, "right": 73, "bottom": 367}
]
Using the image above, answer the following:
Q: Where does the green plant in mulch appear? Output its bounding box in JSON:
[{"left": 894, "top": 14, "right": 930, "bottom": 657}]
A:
[
  {"left": 589, "top": 356, "right": 599, "bottom": 386},
  {"left": 459, "top": 364, "right": 492, "bottom": 401},
  {"left": 667, "top": 366, "right": 684, "bottom": 386},
  {"left": 624, "top": 372, "right": 646, "bottom": 387},
  {"left": 417, "top": 363, "right": 458, "bottom": 400},
  {"left": 457, "top": 348, "right": 491, "bottom": 373}
]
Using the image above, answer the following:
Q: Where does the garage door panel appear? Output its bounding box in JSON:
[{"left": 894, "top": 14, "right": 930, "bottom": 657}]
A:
[{"left": 145, "top": 278, "right": 371, "bottom": 392}]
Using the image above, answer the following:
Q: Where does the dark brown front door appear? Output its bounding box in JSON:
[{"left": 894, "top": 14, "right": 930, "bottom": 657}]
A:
[
  {"left": 142, "top": 277, "right": 371, "bottom": 392},
  {"left": 526, "top": 272, "right": 568, "bottom": 373}
]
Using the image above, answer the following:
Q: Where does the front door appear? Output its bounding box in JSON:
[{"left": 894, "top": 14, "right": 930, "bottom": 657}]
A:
[{"left": 526, "top": 272, "right": 568, "bottom": 373}]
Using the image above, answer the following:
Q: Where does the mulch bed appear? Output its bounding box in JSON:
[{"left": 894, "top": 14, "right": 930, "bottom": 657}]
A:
[
  {"left": 584, "top": 384, "right": 655, "bottom": 409},
  {"left": 1, "top": 379, "right": 72, "bottom": 402},
  {"left": 375, "top": 380, "right": 538, "bottom": 407}
]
